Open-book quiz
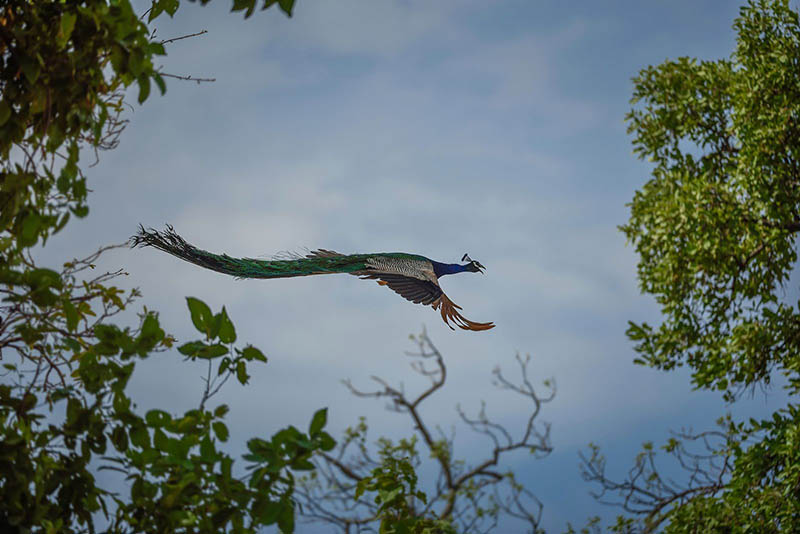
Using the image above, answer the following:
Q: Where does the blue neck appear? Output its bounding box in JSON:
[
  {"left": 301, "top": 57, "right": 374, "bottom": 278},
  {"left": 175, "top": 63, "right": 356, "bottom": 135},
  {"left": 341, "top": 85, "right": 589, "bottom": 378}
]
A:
[{"left": 432, "top": 261, "right": 467, "bottom": 278}]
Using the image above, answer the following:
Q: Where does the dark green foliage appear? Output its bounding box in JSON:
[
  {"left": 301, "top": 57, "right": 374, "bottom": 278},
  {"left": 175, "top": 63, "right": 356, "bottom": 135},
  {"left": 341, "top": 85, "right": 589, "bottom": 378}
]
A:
[
  {"left": 355, "top": 456, "right": 457, "bottom": 534},
  {"left": 0, "top": 290, "right": 336, "bottom": 533},
  {"left": 660, "top": 408, "right": 800, "bottom": 533},
  {"left": 584, "top": 1, "right": 800, "bottom": 532},
  {"left": 0, "top": 0, "right": 293, "bottom": 259},
  {"left": 1, "top": 1, "right": 165, "bottom": 255},
  {"left": 0, "top": 1, "right": 337, "bottom": 533},
  {"left": 620, "top": 0, "right": 800, "bottom": 399}
]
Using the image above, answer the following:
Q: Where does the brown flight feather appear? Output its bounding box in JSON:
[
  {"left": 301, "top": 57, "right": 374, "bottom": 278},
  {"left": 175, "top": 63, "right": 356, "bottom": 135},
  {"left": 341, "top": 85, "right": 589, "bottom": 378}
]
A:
[{"left": 433, "top": 293, "right": 495, "bottom": 331}]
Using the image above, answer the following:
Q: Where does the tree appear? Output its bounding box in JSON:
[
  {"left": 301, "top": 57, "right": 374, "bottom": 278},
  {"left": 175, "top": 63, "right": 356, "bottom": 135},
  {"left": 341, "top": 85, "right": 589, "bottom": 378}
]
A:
[
  {"left": 296, "top": 330, "right": 554, "bottom": 534},
  {"left": 581, "top": 1, "right": 800, "bottom": 531},
  {"left": 0, "top": 1, "right": 343, "bottom": 533}
]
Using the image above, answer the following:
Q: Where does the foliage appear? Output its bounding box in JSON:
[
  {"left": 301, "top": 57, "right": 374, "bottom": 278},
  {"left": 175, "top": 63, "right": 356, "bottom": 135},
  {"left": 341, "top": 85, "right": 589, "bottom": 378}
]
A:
[
  {"left": 1, "top": 0, "right": 294, "bottom": 260},
  {"left": 296, "top": 331, "right": 552, "bottom": 534},
  {"left": 581, "top": 408, "right": 800, "bottom": 533},
  {"left": 619, "top": 0, "right": 800, "bottom": 398},
  {"left": 1, "top": 287, "right": 335, "bottom": 532},
  {"left": 0, "top": 1, "right": 343, "bottom": 533},
  {"left": 354, "top": 455, "right": 457, "bottom": 534},
  {"left": 584, "top": 1, "right": 800, "bottom": 532},
  {"left": 0, "top": 286, "right": 335, "bottom": 532}
]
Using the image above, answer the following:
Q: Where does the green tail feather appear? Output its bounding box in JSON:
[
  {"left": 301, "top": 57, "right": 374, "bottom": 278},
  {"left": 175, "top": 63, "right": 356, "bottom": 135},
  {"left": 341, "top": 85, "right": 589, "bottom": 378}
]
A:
[{"left": 131, "top": 225, "right": 371, "bottom": 279}]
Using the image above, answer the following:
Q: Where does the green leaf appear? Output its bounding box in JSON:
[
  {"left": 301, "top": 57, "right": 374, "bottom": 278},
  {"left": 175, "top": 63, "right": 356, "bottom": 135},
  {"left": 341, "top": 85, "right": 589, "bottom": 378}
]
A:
[
  {"left": 232, "top": 0, "right": 256, "bottom": 18},
  {"left": 153, "top": 72, "right": 167, "bottom": 95},
  {"left": 25, "top": 268, "right": 62, "bottom": 290},
  {"left": 58, "top": 12, "right": 77, "bottom": 48},
  {"left": 18, "top": 212, "right": 42, "bottom": 247},
  {"left": 150, "top": 0, "right": 180, "bottom": 19},
  {"left": 148, "top": 2, "right": 165, "bottom": 21},
  {"left": 292, "top": 458, "right": 315, "bottom": 471},
  {"left": 153, "top": 428, "right": 168, "bottom": 450},
  {"left": 148, "top": 42, "right": 166, "bottom": 56},
  {"left": 246, "top": 437, "right": 269, "bottom": 456},
  {"left": 111, "top": 426, "right": 129, "bottom": 452},
  {"left": 145, "top": 409, "right": 171, "bottom": 428},
  {"left": 236, "top": 360, "right": 249, "bottom": 384},
  {"left": 19, "top": 392, "right": 37, "bottom": 414},
  {"left": 18, "top": 54, "right": 41, "bottom": 84},
  {"left": 63, "top": 298, "right": 79, "bottom": 332},
  {"left": 186, "top": 297, "right": 213, "bottom": 334},
  {"left": 113, "top": 391, "right": 130, "bottom": 415},
  {"left": 72, "top": 205, "right": 89, "bottom": 218},
  {"left": 277, "top": 0, "right": 295, "bottom": 17},
  {"left": 198, "top": 343, "right": 228, "bottom": 359},
  {"left": 242, "top": 345, "right": 267, "bottom": 363},
  {"left": 263, "top": 0, "right": 295, "bottom": 17},
  {"left": 253, "top": 500, "right": 280, "bottom": 525},
  {"left": 137, "top": 75, "right": 151, "bottom": 104},
  {"left": 212, "top": 421, "right": 229, "bottom": 442},
  {"left": 218, "top": 307, "right": 236, "bottom": 343},
  {"left": 209, "top": 312, "right": 223, "bottom": 339},
  {"left": 200, "top": 435, "right": 215, "bottom": 461},
  {"left": 140, "top": 313, "right": 164, "bottom": 342},
  {"left": 277, "top": 500, "right": 295, "bottom": 533},
  {"left": 178, "top": 340, "right": 206, "bottom": 357},
  {"left": 0, "top": 101, "right": 10, "bottom": 126},
  {"left": 319, "top": 432, "right": 336, "bottom": 452},
  {"left": 165, "top": 0, "right": 180, "bottom": 16},
  {"left": 309, "top": 407, "right": 327, "bottom": 435},
  {"left": 130, "top": 423, "right": 150, "bottom": 449}
]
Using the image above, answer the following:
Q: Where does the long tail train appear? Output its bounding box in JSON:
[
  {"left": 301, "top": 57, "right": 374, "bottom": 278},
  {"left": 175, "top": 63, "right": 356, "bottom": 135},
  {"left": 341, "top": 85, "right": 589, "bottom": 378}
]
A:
[{"left": 131, "top": 225, "right": 368, "bottom": 279}]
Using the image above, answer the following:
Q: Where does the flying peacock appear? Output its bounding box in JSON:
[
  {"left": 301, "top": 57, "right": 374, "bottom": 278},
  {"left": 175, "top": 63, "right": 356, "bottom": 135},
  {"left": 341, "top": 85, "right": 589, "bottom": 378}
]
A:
[{"left": 131, "top": 225, "right": 495, "bottom": 331}]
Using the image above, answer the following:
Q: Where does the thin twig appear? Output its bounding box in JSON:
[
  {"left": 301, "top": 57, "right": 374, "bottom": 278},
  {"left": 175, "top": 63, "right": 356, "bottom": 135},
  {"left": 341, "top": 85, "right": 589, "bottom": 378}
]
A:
[
  {"left": 159, "top": 30, "right": 208, "bottom": 45},
  {"left": 159, "top": 72, "right": 216, "bottom": 84}
]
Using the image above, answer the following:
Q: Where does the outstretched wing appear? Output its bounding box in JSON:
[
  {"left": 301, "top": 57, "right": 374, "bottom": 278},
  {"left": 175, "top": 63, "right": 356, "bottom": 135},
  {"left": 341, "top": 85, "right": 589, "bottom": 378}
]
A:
[
  {"left": 359, "top": 273, "right": 442, "bottom": 305},
  {"left": 308, "top": 250, "right": 495, "bottom": 331},
  {"left": 359, "top": 272, "right": 495, "bottom": 331}
]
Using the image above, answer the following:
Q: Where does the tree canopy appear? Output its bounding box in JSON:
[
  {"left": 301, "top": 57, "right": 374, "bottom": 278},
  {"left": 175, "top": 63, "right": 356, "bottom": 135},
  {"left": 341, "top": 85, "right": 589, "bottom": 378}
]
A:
[
  {"left": 0, "top": 2, "right": 343, "bottom": 533},
  {"left": 621, "top": 0, "right": 800, "bottom": 399},
  {"left": 584, "top": 1, "right": 800, "bottom": 531}
]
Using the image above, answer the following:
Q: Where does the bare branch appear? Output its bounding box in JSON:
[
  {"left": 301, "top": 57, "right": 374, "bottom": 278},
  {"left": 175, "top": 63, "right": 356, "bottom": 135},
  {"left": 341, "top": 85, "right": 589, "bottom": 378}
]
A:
[
  {"left": 298, "top": 330, "right": 554, "bottom": 534},
  {"left": 580, "top": 425, "right": 736, "bottom": 532}
]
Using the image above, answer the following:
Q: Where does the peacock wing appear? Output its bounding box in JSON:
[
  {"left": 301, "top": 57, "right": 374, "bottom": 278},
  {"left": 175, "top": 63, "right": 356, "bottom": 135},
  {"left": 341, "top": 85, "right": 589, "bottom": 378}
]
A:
[
  {"left": 359, "top": 273, "right": 443, "bottom": 306},
  {"left": 360, "top": 273, "right": 495, "bottom": 331}
]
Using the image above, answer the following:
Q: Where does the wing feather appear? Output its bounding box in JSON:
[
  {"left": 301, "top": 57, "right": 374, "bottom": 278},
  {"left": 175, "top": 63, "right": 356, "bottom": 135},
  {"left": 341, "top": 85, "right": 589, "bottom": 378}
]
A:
[
  {"left": 359, "top": 273, "right": 495, "bottom": 331},
  {"left": 360, "top": 273, "right": 442, "bottom": 305},
  {"left": 432, "top": 293, "right": 495, "bottom": 331}
]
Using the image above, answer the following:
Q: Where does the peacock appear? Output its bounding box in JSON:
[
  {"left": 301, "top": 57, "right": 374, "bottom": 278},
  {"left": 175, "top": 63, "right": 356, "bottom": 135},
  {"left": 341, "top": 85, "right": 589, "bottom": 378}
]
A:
[{"left": 131, "top": 225, "right": 495, "bottom": 331}]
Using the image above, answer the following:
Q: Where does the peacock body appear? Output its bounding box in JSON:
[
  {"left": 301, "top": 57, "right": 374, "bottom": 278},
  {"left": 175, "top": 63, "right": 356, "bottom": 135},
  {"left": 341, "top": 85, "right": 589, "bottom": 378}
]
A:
[{"left": 132, "top": 225, "right": 494, "bottom": 331}]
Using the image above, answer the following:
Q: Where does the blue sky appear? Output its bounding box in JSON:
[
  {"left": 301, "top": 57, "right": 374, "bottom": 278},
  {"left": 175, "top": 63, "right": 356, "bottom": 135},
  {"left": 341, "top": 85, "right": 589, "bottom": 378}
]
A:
[{"left": 40, "top": 1, "right": 792, "bottom": 531}]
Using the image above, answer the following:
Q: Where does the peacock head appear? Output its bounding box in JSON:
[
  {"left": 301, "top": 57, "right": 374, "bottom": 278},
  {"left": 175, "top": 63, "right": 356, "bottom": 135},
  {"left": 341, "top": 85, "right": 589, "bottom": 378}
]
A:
[{"left": 461, "top": 253, "right": 486, "bottom": 274}]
